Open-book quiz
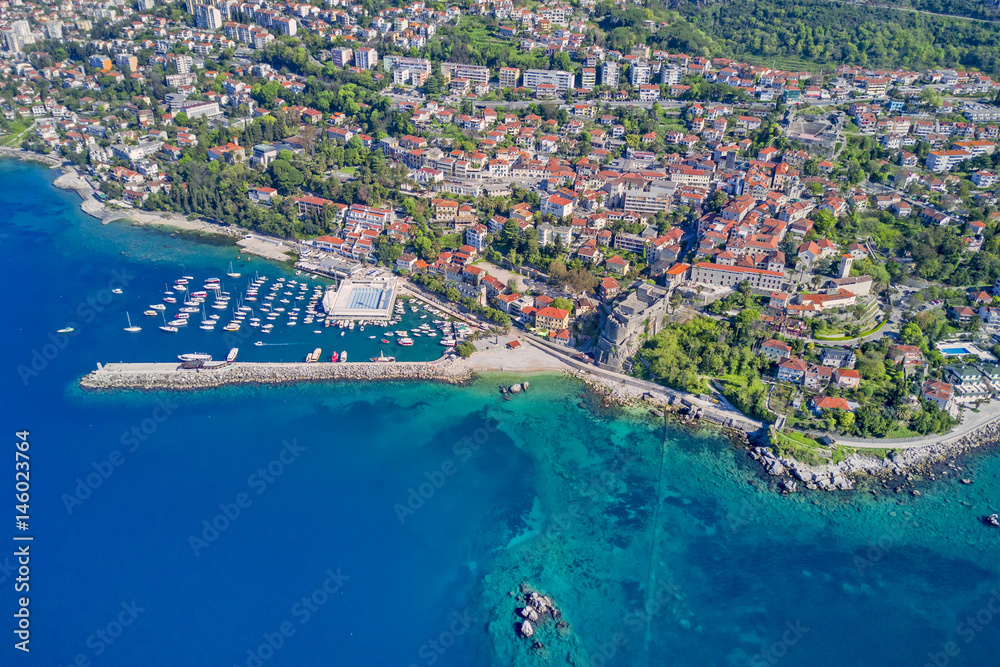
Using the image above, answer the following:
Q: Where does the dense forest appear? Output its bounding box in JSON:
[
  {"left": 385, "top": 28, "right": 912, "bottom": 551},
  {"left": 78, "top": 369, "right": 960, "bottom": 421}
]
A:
[
  {"left": 595, "top": 0, "right": 1000, "bottom": 74},
  {"left": 668, "top": 0, "right": 1000, "bottom": 21}
]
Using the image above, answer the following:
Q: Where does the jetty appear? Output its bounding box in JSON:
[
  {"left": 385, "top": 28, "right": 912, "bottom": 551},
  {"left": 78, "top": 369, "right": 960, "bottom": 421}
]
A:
[{"left": 81, "top": 360, "right": 471, "bottom": 391}]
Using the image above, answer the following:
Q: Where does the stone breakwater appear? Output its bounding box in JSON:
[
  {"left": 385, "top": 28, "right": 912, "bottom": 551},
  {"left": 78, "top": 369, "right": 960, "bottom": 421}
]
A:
[{"left": 80, "top": 361, "right": 474, "bottom": 391}]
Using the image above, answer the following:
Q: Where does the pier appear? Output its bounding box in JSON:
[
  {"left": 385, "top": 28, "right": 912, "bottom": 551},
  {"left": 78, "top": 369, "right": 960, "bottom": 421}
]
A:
[{"left": 81, "top": 359, "right": 472, "bottom": 391}]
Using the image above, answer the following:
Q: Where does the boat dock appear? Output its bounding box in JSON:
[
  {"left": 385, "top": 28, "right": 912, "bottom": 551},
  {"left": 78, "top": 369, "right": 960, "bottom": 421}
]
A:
[{"left": 81, "top": 359, "right": 471, "bottom": 391}]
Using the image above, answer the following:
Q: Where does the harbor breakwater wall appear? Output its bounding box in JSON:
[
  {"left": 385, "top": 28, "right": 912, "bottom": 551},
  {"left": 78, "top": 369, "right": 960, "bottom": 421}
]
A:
[{"left": 80, "top": 361, "right": 473, "bottom": 391}]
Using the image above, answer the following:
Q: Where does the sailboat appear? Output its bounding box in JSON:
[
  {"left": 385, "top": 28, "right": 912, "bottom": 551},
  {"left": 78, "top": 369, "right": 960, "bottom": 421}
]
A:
[
  {"left": 124, "top": 313, "right": 141, "bottom": 333},
  {"left": 227, "top": 261, "right": 241, "bottom": 279},
  {"left": 159, "top": 313, "right": 177, "bottom": 333}
]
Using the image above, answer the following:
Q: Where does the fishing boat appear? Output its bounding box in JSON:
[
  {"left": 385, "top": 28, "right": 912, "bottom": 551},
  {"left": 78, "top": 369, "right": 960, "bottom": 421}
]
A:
[
  {"left": 227, "top": 261, "right": 241, "bottom": 279},
  {"left": 57, "top": 326, "right": 75, "bottom": 334},
  {"left": 371, "top": 351, "right": 396, "bottom": 362},
  {"left": 178, "top": 353, "right": 212, "bottom": 362},
  {"left": 398, "top": 337, "right": 414, "bottom": 346},
  {"left": 124, "top": 313, "right": 141, "bottom": 333}
]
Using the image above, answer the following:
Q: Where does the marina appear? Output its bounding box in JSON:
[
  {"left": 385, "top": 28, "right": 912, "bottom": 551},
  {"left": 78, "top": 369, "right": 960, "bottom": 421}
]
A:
[{"left": 107, "top": 268, "right": 463, "bottom": 364}]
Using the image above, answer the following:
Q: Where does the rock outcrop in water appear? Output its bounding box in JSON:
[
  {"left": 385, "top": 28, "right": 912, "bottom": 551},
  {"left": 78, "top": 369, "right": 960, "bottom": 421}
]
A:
[{"left": 513, "top": 584, "right": 563, "bottom": 644}]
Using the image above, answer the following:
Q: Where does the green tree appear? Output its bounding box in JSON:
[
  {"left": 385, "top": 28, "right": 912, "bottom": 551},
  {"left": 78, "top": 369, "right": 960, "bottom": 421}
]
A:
[{"left": 900, "top": 321, "right": 924, "bottom": 347}]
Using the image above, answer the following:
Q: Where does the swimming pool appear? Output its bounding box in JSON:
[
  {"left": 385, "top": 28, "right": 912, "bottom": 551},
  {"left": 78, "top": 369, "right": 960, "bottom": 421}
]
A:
[
  {"left": 941, "top": 347, "right": 973, "bottom": 355},
  {"left": 346, "top": 286, "right": 387, "bottom": 310}
]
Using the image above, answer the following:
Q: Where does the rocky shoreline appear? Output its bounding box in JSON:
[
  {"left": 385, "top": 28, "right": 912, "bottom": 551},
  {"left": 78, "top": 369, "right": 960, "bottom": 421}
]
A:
[
  {"left": 573, "top": 369, "right": 1000, "bottom": 495},
  {"left": 574, "top": 371, "right": 756, "bottom": 446},
  {"left": 754, "top": 420, "right": 1000, "bottom": 496},
  {"left": 0, "top": 147, "right": 62, "bottom": 168},
  {"left": 80, "top": 360, "right": 474, "bottom": 391}
]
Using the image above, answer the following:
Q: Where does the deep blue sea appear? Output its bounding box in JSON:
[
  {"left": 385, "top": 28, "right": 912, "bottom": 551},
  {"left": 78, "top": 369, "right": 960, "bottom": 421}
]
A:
[{"left": 4, "top": 160, "right": 1000, "bottom": 666}]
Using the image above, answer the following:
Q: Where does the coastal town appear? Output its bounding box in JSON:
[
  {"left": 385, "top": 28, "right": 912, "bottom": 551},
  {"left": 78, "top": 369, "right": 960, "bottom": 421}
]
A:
[{"left": 8, "top": 0, "right": 1000, "bottom": 468}]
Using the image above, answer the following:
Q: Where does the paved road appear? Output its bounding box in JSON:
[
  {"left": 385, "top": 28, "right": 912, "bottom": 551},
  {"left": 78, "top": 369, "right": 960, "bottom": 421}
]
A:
[
  {"left": 832, "top": 400, "right": 1000, "bottom": 449},
  {"left": 519, "top": 334, "right": 764, "bottom": 431}
]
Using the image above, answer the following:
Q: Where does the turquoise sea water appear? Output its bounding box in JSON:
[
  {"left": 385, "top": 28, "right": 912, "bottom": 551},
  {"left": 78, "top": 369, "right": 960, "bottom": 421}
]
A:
[{"left": 4, "top": 160, "right": 1000, "bottom": 666}]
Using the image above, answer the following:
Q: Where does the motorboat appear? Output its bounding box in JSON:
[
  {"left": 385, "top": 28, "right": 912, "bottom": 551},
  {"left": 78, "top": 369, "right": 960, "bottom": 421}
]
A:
[{"left": 178, "top": 353, "right": 212, "bottom": 362}]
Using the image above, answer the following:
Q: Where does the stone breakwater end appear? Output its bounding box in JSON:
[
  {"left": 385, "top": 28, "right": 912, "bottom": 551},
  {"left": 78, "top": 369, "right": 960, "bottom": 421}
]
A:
[{"left": 80, "top": 361, "right": 474, "bottom": 391}]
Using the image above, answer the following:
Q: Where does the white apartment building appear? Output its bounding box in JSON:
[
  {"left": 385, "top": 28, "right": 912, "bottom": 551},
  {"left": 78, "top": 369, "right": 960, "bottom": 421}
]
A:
[{"left": 523, "top": 69, "right": 574, "bottom": 91}]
